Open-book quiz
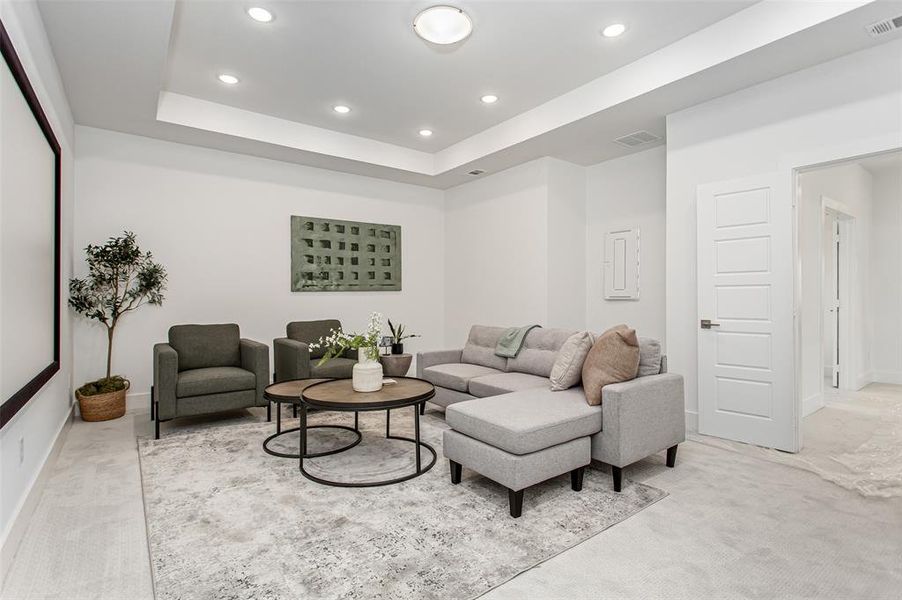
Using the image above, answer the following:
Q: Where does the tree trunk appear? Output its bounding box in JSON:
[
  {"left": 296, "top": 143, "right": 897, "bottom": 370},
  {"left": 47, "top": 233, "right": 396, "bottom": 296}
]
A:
[{"left": 106, "top": 325, "right": 115, "bottom": 379}]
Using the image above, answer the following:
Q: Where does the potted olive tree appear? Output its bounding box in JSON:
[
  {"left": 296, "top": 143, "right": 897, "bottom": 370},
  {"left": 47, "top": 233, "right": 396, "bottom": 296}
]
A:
[{"left": 69, "top": 231, "right": 166, "bottom": 421}]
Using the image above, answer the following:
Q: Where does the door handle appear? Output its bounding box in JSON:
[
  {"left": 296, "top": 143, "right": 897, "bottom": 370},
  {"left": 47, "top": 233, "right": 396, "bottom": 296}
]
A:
[{"left": 700, "top": 319, "right": 720, "bottom": 329}]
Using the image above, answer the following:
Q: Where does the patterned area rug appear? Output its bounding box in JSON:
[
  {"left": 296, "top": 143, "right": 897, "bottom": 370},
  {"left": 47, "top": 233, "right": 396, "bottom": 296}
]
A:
[{"left": 138, "top": 409, "right": 666, "bottom": 599}]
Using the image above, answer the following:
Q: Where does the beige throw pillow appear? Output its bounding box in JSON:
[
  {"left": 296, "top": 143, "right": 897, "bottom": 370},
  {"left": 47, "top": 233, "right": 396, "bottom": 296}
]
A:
[
  {"left": 550, "top": 331, "right": 594, "bottom": 391},
  {"left": 581, "top": 325, "right": 640, "bottom": 405}
]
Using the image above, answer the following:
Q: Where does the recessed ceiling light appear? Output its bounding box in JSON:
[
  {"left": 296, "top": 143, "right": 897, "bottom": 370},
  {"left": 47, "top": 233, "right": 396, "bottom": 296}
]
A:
[
  {"left": 247, "top": 7, "right": 273, "bottom": 23},
  {"left": 333, "top": 105, "right": 351, "bottom": 114},
  {"left": 602, "top": 23, "right": 626, "bottom": 38},
  {"left": 218, "top": 74, "right": 239, "bottom": 85},
  {"left": 481, "top": 94, "right": 498, "bottom": 104},
  {"left": 413, "top": 6, "right": 473, "bottom": 45},
  {"left": 419, "top": 129, "right": 433, "bottom": 137}
]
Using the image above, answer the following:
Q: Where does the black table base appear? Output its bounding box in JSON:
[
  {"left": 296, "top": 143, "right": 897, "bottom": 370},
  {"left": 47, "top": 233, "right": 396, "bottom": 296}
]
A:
[
  {"left": 298, "top": 402, "right": 436, "bottom": 488},
  {"left": 263, "top": 403, "right": 362, "bottom": 459}
]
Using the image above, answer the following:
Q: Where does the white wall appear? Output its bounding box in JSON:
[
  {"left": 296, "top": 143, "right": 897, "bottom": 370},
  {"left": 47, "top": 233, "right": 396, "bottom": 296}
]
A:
[
  {"left": 799, "top": 163, "right": 873, "bottom": 412},
  {"left": 546, "top": 158, "right": 587, "bottom": 330},
  {"left": 73, "top": 127, "right": 445, "bottom": 400},
  {"left": 443, "top": 159, "right": 551, "bottom": 345},
  {"left": 870, "top": 164, "right": 902, "bottom": 384},
  {"left": 666, "top": 40, "right": 902, "bottom": 431},
  {"left": 0, "top": 0, "right": 75, "bottom": 552},
  {"left": 586, "top": 146, "right": 666, "bottom": 342}
]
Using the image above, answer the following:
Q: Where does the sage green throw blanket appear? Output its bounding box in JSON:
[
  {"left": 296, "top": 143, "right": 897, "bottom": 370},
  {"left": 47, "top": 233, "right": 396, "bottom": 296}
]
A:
[{"left": 495, "top": 325, "right": 541, "bottom": 358}]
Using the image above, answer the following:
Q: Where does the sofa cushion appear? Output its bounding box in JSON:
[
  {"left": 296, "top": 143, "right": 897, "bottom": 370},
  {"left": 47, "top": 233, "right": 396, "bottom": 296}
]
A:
[
  {"left": 550, "top": 331, "right": 594, "bottom": 391},
  {"left": 421, "top": 363, "right": 502, "bottom": 393},
  {"left": 582, "top": 325, "right": 640, "bottom": 405},
  {"left": 446, "top": 387, "right": 601, "bottom": 455},
  {"left": 288, "top": 320, "right": 342, "bottom": 359},
  {"left": 311, "top": 357, "right": 355, "bottom": 379},
  {"left": 507, "top": 328, "right": 576, "bottom": 377},
  {"left": 177, "top": 366, "right": 255, "bottom": 398},
  {"left": 460, "top": 326, "right": 509, "bottom": 371},
  {"left": 638, "top": 337, "right": 663, "bottom": 377},
  {"left": 169, "top": 324, "right": 241, "bottom": 371},
  {"left": 468, "top": 372, "right": 550, "bottom": 398}
]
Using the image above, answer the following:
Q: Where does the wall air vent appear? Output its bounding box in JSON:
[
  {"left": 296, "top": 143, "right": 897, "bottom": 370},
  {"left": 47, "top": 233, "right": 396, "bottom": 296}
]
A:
[
  {"left": 866, "top": 15, "right": 902, "bottom": 37},
  {"left": 468, "top": 169, "right": 485, "bottom": 176},
  {"left": 613, "top": 130, "right": 662, "bottom": 148}
]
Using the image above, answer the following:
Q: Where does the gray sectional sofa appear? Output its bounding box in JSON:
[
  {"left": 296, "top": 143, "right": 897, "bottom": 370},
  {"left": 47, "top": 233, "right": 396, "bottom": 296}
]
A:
[{"left": 417, "top": 325, "right": 685, "bottom": 517}]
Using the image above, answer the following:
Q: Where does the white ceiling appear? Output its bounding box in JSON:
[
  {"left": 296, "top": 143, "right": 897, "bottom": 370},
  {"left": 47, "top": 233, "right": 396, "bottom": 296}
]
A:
[
  {"left": 165, "top": 1, "right": 753, "bottom": 151},
  {"left": 35, "top": 0, "right": 902, "bottom": 188}
]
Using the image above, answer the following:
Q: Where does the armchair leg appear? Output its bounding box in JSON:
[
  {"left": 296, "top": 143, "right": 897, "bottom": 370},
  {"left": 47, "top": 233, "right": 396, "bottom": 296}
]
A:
[
  {"left": 449, "top": 460, "right": 462, "bottom": 484},
  {"left": 419, "top": 402, "right": 426, "bottom": 416},
  {"left": 571, "top": 466, "right": 585, "bottom": 491},
  {"left": 611, "top": 466, "right": 622, "bottom": 492},
  {"left": 508, "top": 488, "right": 524, "bottom": 518},
  {"left": 267, "top": 402, "right": 272, "bottom": 422},
  {"left": 293, "top": 405, "right": 298, "bottom": 419},
  {"left": 666, "top": 444, "right": 678, "bottom": 468},
  {"left": 150, "top": 386, "right": 154, "bottom": 421},
  {"left": 154, "top": 401, "right": 160, "bottom": 440}
]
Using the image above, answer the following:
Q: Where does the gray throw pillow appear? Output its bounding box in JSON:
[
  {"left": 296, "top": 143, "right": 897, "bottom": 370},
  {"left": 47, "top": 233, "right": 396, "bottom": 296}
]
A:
[
  {"left": 550, "top": 331, "right": 594, "bottom": 391},
  {"left": 638, "top": 337, "right": 663, "bottom": 377}
]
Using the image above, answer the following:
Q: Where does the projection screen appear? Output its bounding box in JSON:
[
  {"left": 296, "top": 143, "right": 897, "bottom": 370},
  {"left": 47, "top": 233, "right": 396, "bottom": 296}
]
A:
[{"left": 0, "top": 20, "right": 61, "bottom": 428}]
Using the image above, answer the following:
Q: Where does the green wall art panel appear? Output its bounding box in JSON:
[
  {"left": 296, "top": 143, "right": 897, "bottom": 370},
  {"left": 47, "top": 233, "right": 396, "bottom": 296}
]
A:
[{"left": 290, "top": 216, "right": 402, "bottom": 292}]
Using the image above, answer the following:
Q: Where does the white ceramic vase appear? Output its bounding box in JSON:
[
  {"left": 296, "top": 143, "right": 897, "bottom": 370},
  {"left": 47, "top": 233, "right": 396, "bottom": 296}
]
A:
[{"left": 352, "top": 352, "right": 383, "bottom": 392}]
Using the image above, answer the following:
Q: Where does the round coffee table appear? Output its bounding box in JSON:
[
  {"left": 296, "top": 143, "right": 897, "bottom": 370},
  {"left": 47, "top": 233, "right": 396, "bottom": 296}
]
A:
[
  {"left": 263, "top": 379, "right": 362, "bottom": 459},
  {"left": 299, "top": 377, "right": 436, "bottom": 487}
]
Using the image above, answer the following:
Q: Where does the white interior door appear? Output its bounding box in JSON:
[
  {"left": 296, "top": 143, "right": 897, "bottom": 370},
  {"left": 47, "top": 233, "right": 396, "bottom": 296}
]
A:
[
  {"left": 697, "top": 173, "right": 797, "bottom": 452},
  {"left": 828, "top": 216, "right": 840, "bottom": 388}
]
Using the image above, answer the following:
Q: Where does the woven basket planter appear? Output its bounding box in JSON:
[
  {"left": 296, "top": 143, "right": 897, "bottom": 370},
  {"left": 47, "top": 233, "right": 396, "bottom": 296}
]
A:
[{"left": 76, "top": 380, "right": 128, "bottom": 422}]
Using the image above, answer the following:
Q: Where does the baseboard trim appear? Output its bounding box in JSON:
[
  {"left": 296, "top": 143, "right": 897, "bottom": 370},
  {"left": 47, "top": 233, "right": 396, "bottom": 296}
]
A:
[
  {"left": 871, "top": 371, "right": 902, "bottom": 385},
  {"left": 801, "top": 393, "right": 824, "bottom": 417},
  {"left": 0, "top": 404, "right": 74, "bottom": 583},
  {"left": 855, "top": 371, "right": 875, "bottom": 390},
  {"left": 685, "top": 410, "right": 698, "bottom": 434},
  {"left": 126, "top": 391, "right": 150, "bottom": 415}
]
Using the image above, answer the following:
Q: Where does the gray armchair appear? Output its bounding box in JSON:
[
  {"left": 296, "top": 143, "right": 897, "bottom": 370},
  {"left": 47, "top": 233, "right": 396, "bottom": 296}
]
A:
[
  {"left": 152, "top": 323, "right": 269, "bottom": 438},
  {"left": 273, "top": 319, "right": 357, "bottom": 382}
]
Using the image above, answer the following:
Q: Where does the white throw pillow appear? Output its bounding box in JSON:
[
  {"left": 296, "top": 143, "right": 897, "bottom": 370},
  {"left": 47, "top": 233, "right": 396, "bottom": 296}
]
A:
[{"left": 549, "top": 331, "right": 594, "bottom": 391}]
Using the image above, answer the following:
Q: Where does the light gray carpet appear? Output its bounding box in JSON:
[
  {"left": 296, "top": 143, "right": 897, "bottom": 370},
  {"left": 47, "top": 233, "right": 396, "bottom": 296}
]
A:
[{"left": 138, "top": 410, "right": 666, "bottom": 600}]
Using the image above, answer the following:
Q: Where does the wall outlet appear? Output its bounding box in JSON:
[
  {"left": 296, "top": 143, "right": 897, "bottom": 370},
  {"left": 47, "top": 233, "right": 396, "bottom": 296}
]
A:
[{"left": 18, "top": 437, "right": 25, "bottom": 465}]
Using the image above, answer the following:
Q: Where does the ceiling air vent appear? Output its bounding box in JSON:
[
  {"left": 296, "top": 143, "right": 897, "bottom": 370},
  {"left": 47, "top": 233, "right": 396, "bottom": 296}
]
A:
[
  {"left": 468, "top": 169, "right": 485, "bottom": 176},
  {"left": 613, "top": 130, "right": 661, "bottom": 148},
  {"left": 866, "top": 15, "right": 902, "bottom": 37}
]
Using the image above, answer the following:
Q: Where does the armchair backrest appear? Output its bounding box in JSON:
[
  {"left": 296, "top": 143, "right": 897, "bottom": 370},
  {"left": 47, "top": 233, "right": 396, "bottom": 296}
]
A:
[
  {"left": 287, "top": 319, "right": 342, "bottom": 359},
  {"left": 169, "top": 323, "right": 241, "bottom": 371}
]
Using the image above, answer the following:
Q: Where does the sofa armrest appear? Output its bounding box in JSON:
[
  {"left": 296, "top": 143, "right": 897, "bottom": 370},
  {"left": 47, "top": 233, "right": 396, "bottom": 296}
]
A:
[
  {"left": 274, "top": 337, "right": 311, "bottom": 382},
  {"left": 416, "top": 349, "right": 463, "bottom": 378},
  {"left": 240, "top": 338, "right": 270, "bottom": 406},
  {"left": 594, "top": 373, "right": 685, "bottom": 468},
  {"left": 153, "top": 343, "right": 178, "bottom": 420}
]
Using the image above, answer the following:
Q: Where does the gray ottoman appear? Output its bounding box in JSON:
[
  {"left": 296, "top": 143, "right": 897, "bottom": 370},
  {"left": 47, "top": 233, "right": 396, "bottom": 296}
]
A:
[{"left": 443, "top": 388, "right": 602, "bottom": 517}]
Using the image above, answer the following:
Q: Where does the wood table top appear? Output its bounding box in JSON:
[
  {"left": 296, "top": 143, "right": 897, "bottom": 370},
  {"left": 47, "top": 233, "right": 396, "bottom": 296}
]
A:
[
  {"left": 264, "top": 379, "right": 331, "bottom": 403},
  {"left": 301, "top": 377, "right": 435, "bottom": 410}
]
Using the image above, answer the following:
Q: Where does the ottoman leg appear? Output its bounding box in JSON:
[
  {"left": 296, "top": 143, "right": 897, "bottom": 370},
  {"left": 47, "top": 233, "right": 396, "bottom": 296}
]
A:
[
  {"left": 666, "top": 444, "right": 678, "bottom": 468},
  {"left": 571, "top": 466, "right": 585, "bottom": 491},
  {"left": 508, "top": 489, "right": 524, "bottom": 518},
  {"left": 450, "top": 460, "right": 462, "bottom": 484},
  {"left": 612, "top": 466, "right": 623, "bottom": 492}
]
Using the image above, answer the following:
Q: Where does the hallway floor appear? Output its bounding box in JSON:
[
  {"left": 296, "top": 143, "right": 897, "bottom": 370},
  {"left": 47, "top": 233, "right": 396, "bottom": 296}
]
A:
[{"left": 3, "top": 402, "right": 901, "bottom": 599}]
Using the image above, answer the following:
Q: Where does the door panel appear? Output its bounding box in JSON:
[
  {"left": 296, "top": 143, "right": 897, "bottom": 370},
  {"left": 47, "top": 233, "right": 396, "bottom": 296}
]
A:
[{"left": 698, "top": 173, "right": 797, "bottom": 451}]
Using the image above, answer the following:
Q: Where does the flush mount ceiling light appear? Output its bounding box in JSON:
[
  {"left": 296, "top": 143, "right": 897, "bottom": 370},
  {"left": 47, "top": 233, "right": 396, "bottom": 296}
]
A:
[
  {"left": 247, "top": 7, "right": 273, "bottom": 23},
  {"left": 333, "top": 105, "right": 351, "bottom": 114},
  {"left": 418, "top": 129, "right": 433, "bottom": 137},
  {"left": 480, "top": 94, "right": 498, "bottom": 104},
  {"left": 602, "top": 23, "right": 626, "bottom": 38},
  {"left": 217, "top": 73, "right": 239, "bottom": 84},
  {"left": 413, "top": 6, "right": 473, "bottom": 45}
]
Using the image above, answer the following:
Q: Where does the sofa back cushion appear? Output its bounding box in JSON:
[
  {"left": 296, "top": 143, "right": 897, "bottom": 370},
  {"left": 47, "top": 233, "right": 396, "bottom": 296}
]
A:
[
  {"left": 461, "top": 325, "right": 509, "bottom": 371},
  {"left": 638, "top": 337, "right": 663, "bottom": 377},
  {"left": 169, "top": 323, "right": 241, "bottom": 371},
  {"left": 287, "top": 319, "right": 342, "bottom": 359},
  {"left": 508, "top": 327, "right": 577, "bottom": 377}
]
